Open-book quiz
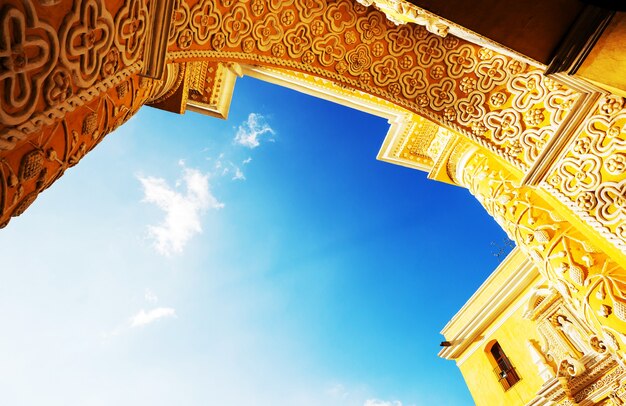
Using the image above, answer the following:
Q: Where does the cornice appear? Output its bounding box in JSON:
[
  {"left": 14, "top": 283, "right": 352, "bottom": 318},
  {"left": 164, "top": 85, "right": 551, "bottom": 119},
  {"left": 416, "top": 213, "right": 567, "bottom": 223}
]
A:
[{"left": 439, "top": 248, "right": 540, "bottom": 360}]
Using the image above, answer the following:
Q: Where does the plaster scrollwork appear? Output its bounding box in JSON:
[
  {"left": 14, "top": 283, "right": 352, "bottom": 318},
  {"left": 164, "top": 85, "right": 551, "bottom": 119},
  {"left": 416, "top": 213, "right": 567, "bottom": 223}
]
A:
[{"left": 0, "top": 0, "right": 58, "bottom": 126}]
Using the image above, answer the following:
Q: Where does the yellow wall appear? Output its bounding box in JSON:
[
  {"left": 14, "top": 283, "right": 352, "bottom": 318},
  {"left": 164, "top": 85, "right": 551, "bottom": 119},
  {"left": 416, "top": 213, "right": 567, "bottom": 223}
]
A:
[
  {"left": 456, "top": 283, "right": 546, "bottom": 406},
  {"left": 577, "top": 13, "right": 626, "bottom": 97}
]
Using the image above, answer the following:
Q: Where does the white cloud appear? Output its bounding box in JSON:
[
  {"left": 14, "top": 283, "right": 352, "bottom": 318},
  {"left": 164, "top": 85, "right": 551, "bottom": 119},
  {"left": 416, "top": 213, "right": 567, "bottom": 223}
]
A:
[
  {"left": 144, "top": 288, "right": 158, "bottom": 304},
  {"left": 364, "top": 400, "right": 403, "bottom": 406},
  {"left": 243, "top": 157, "right": 252, "bottom": 165},
  {"left": 232, "top": 167, "right": 245, "bottom": 181},
  {"left": 234, "top": 113, "right": 274, "bottom": 148},
  {"left": 130, "top": 307, "right": 176, "bottom": 327},
  {"left": 139, "top": 164, "right": 223, "bottom": 256}
]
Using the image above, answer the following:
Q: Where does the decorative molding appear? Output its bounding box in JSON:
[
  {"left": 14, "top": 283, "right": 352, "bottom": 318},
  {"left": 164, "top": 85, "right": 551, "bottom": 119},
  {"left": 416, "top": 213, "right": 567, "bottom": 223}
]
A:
[
  {"left": 141, "top": 0, "right": 175, "bottom": 79},
  {"left": 354, "top": 0, "right": 449, "bottom": 36},
  {"left": 439, "top": 248, "right": 540, "bottom": 361},
  {"left": 546, "top": 5, "right": 615, "bottom": 76},
  {"left": 186, "top": 62, "right": 241, "bottom": 119},
  {"left": 166, "top": 0, "right": 583, "bottom": 176}
]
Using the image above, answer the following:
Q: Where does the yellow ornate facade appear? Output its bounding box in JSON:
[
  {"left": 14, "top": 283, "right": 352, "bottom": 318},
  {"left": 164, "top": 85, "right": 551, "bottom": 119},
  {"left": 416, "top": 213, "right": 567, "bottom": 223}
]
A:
[{"left": 1, "top": 0, "right": 626, "bottom": 403}]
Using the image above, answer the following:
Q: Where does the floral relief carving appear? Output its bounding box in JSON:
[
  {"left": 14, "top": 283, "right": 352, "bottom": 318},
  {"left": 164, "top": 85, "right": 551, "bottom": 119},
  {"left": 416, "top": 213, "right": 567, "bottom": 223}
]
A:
[
  {"left": 0, "top": 1, "right": 58, "bottom": 126},
  {"left": 223, "top": 5, "right": 252, "bottom": 48},
  {"left": 44, "top": 67, "right": 72, "bottom": 107},
  {"left": 509, "top": 72, "right": 547, "bottom": 111},
  {"left": 60, "top": 0, "right": 114, "bottom": 87},
  {"left": 325, "top": 0, "right": 356, "bottom": 33},
  {"left": 294, "top": 0, "right": 325, "bottom": 21},
  {"left": 445, "top": 45, "right": 476, "bottom": 79},
  {"left": 596, "top": 181, "right": 626, "bottom": 226},
  {"left": 546, "top": 90, "right": 579, "bottom": 127},
  {"left": 544, "top": 98, "right": 626, "bottom": 251},
  {"left": 417, "top": 37, "right": 444, "bottom": 67},
  {"left": 457, "top": 92, "right": 486, "bottom": 125},
  {"left": 485, "top": 109, "right": 523, "bottom": 142},
  {"left": 250, "top": 0, "right": 265, "bottom": 17},
  {"left": 159, "top": 0, "right": 592, "bottom": 175},
  {"left": 358, "top": 12, "right": 385, "bottom": 43},
  {"left": 427, "top": 78, "right": 455, "bottom": 111},
  {"left": 312, "top": 33, "right": 345, "bottom": 67},
  {"left": 558, "top": 156, "right": 603, "bottom": 195},
  {"left": 168, "top": 0, "right": 190, "bottom": 46},
  {"left": 253, "top": 14, "right": 283, "bottom": 51},
  {"left": 400, "top": 67, "right": 427, "bottom": 99},
  {"left": 346, "top": 44, "right": 372, "bottom": 76},
  {"left": 285, "top": 23, "right": 312, "bottom": 57},
  {"left": 476, "top": 56, "right": 508, "bottom": 92},
  {"left": 371, "top": 55, "right": 398, "bottom": 86},
  {"left": 606, "top": 154, "right": 626, "bottom": 175},
  {"left": 521, "top": 128, "right": 552, "bottom": 163},
  {"left": 460, "top": 149, "right": 626, "bottom": 353},
  {"left": 387, "top": 25, "right": 414, "bottom": 55},
  {"left": 190, "top": 0, "right": 221, "bottom": 45},
  {"left": 269, "top": 0, "right": 295, "bottom": 13},
  {"left": 101, "top": 48, "right": 120, "bottom": 77},
  {"left": 114, "top": 0, "right": 148, "bottom": 65}
]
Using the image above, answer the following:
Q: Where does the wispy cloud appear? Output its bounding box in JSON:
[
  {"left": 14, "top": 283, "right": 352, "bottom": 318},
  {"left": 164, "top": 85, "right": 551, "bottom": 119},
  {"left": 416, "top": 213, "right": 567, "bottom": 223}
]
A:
[
  {"left": 144, "top": 288, "right": 158, "bottom": 304},
  {"left": 234, "top": 113, "right": 274, "bottom": 148},
  {"left": 232, "top": 167, "right": 245, "bottom": 181},
  {"left": 364, "top": 400, "right": 403, "bottom": 406},
  {"left": 243, "top": 157, "right": 252, "bottom": 165},
  {"left": 130, "top": 307, "right": 176, "bottom": 327},
  {"left": 138, "top": 164, "right": 223, "bottom": 256}
]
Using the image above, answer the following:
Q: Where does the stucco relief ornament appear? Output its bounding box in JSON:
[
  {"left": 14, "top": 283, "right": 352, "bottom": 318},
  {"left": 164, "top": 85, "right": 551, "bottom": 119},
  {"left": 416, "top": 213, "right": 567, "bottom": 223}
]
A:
[
  {"left": 189, "top": 0, "right": 221, "bottom": 45},
  {"left": 223, "top": 5, "right": 252, "bottom": 48},
  {"left": 527, "top": 340, "right": 555, "bottom": 382},
  {"left": 114, "top": 0, "right": 148, "bottom": 65},
  {"left": 355, "top": 0, "right": 449, "bottom": 36},
  {"left": 44, "top": 67, "right": 72, "bottom": 107},
  {"left": 168, "top": 0, "right": 190, "bottom": 46},
  {"left": 509, "top": 72, "right": 547, "bottom": 111},
  {"left": 0, "top": 0, "right": 58, "bottom": 126},
  {"left": 285, "top": 24, "right": 312, "bottom": 58},
  {"left": 312, "top": 34, "right": 346, "bottom": 67},
  {"left": 253, "top": 14, "right": 283, "bottom": 52},
  {"left": 596, "top": 180, "right": 626, "bottom": 225}
]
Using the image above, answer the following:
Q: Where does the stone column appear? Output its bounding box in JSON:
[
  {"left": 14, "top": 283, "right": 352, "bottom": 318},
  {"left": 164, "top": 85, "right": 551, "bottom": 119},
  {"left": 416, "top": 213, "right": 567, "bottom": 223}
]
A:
[{"left": 449, "top": 139, "right": 626, "bottom": 356}]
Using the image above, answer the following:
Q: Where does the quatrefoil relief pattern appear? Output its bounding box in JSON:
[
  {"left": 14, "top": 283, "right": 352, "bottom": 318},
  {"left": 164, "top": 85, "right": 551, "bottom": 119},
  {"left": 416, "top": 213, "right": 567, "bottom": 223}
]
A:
[
  {"left": 114, "top": 0, "right": 148, "bottom": 65},
  {"left": 60, "top": 0, "right": 114, "bottom": 88},
  {"left": 0, "top": 1, "right": 58, "bottom": 125}
]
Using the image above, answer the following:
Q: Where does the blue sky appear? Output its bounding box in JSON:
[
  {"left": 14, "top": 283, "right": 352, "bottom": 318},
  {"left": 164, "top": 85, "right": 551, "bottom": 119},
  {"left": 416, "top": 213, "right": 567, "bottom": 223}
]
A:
[{"left": 0, "top": 76, "right": 511, "bottom": 405}]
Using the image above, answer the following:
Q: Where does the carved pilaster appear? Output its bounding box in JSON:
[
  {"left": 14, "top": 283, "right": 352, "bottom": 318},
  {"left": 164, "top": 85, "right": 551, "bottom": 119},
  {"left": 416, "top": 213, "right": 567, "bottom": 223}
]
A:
[{"left": 448, "top": 141, "right": 626, "bottom": 357}]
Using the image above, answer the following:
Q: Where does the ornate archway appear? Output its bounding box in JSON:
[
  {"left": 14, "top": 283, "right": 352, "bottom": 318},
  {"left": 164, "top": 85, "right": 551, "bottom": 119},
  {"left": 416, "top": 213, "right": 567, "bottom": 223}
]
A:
[{"left": 2, "top": 0, "right": 626, "bottom": 363}]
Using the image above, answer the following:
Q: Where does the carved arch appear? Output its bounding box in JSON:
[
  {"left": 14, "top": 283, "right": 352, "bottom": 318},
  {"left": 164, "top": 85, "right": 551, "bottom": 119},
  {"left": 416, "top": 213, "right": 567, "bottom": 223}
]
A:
[{"left": 166, "top": 0, "right": 581, "bottom": 174}]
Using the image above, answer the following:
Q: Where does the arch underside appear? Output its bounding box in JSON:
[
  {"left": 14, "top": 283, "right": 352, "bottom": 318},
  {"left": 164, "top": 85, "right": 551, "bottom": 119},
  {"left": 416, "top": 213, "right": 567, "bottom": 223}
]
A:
[{"left": 1, "top": 0, "right": 626, "bottom": 360}]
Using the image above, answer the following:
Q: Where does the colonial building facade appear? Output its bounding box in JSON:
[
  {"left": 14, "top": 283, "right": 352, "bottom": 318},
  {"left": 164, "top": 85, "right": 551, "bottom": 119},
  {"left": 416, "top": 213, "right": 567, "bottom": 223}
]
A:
[{"left": 1, "top": 1, "right": 625, "bottom": 403}]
